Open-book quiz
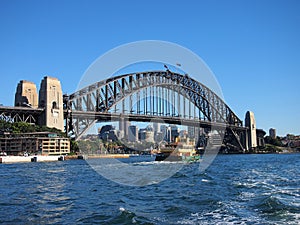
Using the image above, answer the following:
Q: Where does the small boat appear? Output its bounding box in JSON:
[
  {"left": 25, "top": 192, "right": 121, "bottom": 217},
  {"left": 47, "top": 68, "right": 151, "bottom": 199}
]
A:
[{"left": 58, "top": 155, "right": 65, "bottom": 161}]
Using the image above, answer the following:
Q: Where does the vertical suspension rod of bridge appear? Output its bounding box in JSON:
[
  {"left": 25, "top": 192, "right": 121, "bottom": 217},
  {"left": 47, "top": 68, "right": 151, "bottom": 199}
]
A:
[
  {"left": 156, "top": 85, "right": 158, "bottom": 116},
  {"left": 114, "top": 80, "right": 118, "bottom": 113},
  {"left": 121, "top": 77, "right": 125, "bottom": 114},
  {"left": 172, "top": 84, "right": 175, "bottom": 116},
  {"left": 177, "top": 86, "right": 180, "bottom": 117},
  {"left": 159, "top": 86, "right": 161, "bottom": 116},
  {"left": 189, "top": 96, "right": 191, "bottom": 119},
  {"left": 158, "top": 86, "right": 160, "bottom": 116},
  {"left": 144, "top": 88, "right": 148, "bottom": 115},
  {"left": 193, "top": 100, "right": 197, "bottom": 118},
  {"left": 152, "top": 85, "right": 155, "bottom": 115},
  {"left": 149, "top": 85, "right": 152, "bottom": 115},
  {"left": 166, "top": 85, "right": 171, "bottom": 116},
  {"left": 183, "top": 89, "right": 186, "bottom": 118},
  {"left": 129, "top": 75, "right": 133, "bottom": 114},
  {"left": 162, "top": 86, "right": 164, "bottom": 116}
]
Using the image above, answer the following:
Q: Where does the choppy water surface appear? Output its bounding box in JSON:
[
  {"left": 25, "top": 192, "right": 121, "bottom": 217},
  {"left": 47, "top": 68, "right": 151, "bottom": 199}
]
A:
[{"left": 0, "top": 153, "right": 299, "bottom": 224}]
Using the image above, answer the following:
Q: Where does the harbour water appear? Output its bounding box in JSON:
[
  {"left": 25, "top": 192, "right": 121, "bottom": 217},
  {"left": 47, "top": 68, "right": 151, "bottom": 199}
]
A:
[{"left": 0, "top": 153, "right": 299, "bottom": 224}]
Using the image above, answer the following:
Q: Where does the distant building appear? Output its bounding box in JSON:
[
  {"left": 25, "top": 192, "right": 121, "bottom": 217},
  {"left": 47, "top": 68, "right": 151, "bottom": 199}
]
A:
[
  {"left": 170, "top": 125, "right": 179, "bottom": 142},
  {"left": 166, "top": 126, "right": 172, "bottom": 142},
  {"left": 154, "top": 131, "right": 164, "bottom": 142},
  {"left": 128, "top": 125, "right": 138, "bottom": 142},
  {"left": 138, "top": 128, "right": 154, "bottom": 142},
  {"left": 0, "top": 132, "right": 70, "bottom": 156},
  {"left": 98, "top": 125, "right": 114, "bottom": 139},
  {"left": 188, "top": 126, "right": 196, "bottom": 138},
  {"left": 153, "top": 122, "right": 160, "bottom": 134},
  {"left": 269, "top": 128, "right": 276, "bottom": 139},
  {"left": 98, "top": 125, "right": 118, "bottom": 142},
  {"left": 188, "top": 126, "right": 203, "bottom": 144},
  {"left": 256, "top": 129, "right": 266, "bottom": 147},
  {"left": 179, "top": 130, "right": 188, "bottom": 139},
  {"left": 119, "top": 118, "right": 130, "bottom": 139},
  {"left": 146, "top": 125, "right": 153, "bottom": 132},
  {"left": 160, "top": 125, "right": 167, "bottom": 140}
]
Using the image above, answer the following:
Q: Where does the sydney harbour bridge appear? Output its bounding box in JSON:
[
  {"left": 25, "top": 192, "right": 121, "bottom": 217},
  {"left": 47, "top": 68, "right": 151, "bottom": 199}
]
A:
[{"left": 0, "top": 70, "right": 257, "bottom": 152}]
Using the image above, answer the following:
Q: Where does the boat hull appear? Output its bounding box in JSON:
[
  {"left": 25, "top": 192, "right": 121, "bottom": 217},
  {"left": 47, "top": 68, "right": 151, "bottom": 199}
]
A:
[{"left": 155, "top": 153, "right": 182, "bottom": 162}]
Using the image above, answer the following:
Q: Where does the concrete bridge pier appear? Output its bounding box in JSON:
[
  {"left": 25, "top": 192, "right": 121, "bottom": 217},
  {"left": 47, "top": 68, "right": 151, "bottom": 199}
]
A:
[
  {"left": 38, "top": 76, "right": 64, "bottom": 131},
  {"left": 245, "top": 111, "right": 257, "bottom": 151}
]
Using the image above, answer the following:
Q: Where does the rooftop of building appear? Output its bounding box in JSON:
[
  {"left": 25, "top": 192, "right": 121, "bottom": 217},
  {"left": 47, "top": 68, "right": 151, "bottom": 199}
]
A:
[
  {"left": 43, "top": 76, "right": 59, "bottom": 81},
  {"left": 20, "top": 80, "right": 36, "bottom": 85}
]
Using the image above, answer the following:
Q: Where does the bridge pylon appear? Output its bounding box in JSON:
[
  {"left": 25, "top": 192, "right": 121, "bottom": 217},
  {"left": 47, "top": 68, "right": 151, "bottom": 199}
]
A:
[
  {"left": 14, "top": 80, "right": 38, "bottom": 108},
  {"left": 38, "top": 76, "right": 64, "bottom": 131},
  {"left": 245, "top": 111, "right": 257, "bottom": 151}
]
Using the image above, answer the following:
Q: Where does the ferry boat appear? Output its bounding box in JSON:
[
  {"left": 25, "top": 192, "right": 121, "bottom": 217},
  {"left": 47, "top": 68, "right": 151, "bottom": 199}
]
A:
[{"left": 154, "top": 139, "right": 201, "bottom": 163}]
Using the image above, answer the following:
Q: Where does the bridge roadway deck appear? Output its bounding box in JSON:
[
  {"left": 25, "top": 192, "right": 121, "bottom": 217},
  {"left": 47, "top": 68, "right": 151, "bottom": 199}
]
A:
[
  {"left": 0, "top": 106, "right": 43, "bottom": 116},
  {"left": 0, "top": 106, "right": 247, "bottom": 131},
  {"left": 68, "top": 110, "right": 247, "bottom": 131}
]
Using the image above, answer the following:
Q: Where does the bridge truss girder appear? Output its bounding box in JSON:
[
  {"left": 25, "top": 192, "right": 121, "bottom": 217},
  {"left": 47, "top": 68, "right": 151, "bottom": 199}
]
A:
[
  {"left": 66, "top": 71, "right": 245, "bottom": 150},
  {"left": 0, "top": 106, "right": 43, "bottom": 124}
]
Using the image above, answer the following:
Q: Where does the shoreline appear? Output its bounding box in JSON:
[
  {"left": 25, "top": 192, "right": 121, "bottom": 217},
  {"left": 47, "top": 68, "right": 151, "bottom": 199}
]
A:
[
  {"left": 1, "top": 151, "right": 299, "bottom": 164},
  {"left": 0, "top": 155, "right": 65, "bottom": 164},
  {"left": 0, "top": 154, "right": 132, "bottom": 164}
]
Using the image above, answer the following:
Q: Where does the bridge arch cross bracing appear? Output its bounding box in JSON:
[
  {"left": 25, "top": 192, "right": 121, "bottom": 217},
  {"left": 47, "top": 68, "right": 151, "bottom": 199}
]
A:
[{"left": 67, "top": 71, "right": 242, "bottom": 139}]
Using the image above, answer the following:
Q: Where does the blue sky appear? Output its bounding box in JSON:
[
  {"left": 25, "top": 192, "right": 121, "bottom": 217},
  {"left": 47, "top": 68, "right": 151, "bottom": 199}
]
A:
[{"left": 0, "top": 0, "right": 299, "bottom": 136}]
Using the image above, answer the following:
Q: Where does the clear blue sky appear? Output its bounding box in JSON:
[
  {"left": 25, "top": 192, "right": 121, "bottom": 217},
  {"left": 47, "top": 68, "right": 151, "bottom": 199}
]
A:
[{"left": 0, "top": 0, "right": 299, "bottom": 136}]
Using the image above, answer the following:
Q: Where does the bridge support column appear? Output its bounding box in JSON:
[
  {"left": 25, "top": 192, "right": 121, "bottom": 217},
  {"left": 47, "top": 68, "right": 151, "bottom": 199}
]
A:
[{"left": 240, "top": 129, "right": 249, "bottom": 152}]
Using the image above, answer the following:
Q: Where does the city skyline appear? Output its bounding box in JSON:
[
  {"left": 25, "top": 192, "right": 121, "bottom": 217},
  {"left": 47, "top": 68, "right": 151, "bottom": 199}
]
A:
[
  {"left": 0, "top": 1, "right": 299, "bottom": 136},
  {"left": 97, "top": 122, "right": 194, "bottom": 144}
]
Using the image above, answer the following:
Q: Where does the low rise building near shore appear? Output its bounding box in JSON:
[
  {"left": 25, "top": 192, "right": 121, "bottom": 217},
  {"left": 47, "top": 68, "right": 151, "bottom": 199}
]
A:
[{"left": 0, "top": 132, "right": 70, "bottom": 156}]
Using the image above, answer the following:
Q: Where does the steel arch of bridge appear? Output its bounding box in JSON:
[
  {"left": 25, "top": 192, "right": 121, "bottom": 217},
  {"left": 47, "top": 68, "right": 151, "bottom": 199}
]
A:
[{"left": 65, "top": 71, "right": 244, "bottom": 142}]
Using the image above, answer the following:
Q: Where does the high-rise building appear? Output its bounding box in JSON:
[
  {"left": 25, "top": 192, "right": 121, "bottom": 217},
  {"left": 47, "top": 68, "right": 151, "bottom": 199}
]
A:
[
  {"left": 187, "top": 126, "right": 202, "bottom": 142},
  {"left": 128, "top": 125, "right": 138, "bottom": 142},
  {"left": 119, "top": 118, "right": 131, "bottom": 139},
  {"left": 179, "top": 130, "right": 188, "bottom": 138},
  {"left": 98, "top": 125, "right": 118, "bottom": 141},
  {"left": 160, "top": 125, "right": 167, "bottom": 140},
  {"left": 153, "top": 122, "right": 160, "bottom": 134},
  {"left": 170, "top": 125, "right": 179, "bottom": 142},
  {"left": 188, "top": 126, "right": 195, "bottom": 138},
  {"left": 138, "top": 128, "right": 154, "bottom": 143},
  {"left": 166, "top": 126, "right": 172, "bottom": 142},
  {"left": 269, "top": 128, "right": 276, "bottom": 139},
  {"left": 146, "top": 125, "right": 153, "bottom": 131},
  {"left": 15, "top": 80, "right": 38, "bottom": 108},
  {"left": 154, "top": 131, "right": 164, "bottom": 142}
]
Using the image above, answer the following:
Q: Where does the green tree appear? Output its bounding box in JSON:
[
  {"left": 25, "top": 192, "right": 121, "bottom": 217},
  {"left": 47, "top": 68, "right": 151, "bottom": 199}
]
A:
[
  {"left": 264, "top": 136, "right": 283, "bottom": 147},
  {"left": 70, "top": 139, "right": 79, "bottom": 153},
  {"left": 12, "top": 122, "right": 36, "bottom": 133}
]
